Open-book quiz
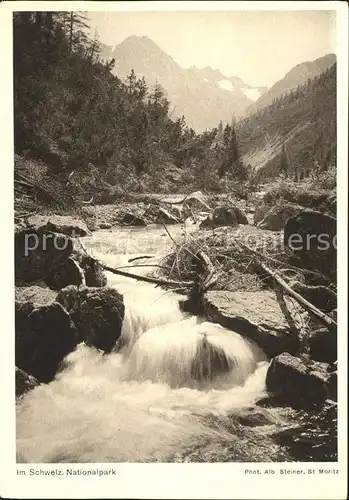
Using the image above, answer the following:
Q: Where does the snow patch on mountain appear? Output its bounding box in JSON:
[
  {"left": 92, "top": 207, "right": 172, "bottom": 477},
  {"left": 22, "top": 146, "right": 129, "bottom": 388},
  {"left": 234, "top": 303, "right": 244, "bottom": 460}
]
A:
[
  {"left": 217, "top": 80, "right": 234, "bottom": 91},
  {"left": 242, "top": 88, "right": 261, "bottom": 101}
]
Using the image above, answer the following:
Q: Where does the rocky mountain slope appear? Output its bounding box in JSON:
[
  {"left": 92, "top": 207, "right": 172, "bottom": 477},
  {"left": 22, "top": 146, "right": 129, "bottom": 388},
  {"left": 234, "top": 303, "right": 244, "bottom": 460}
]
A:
[
  {"left": 237, "top": 63, "right": 336, "bottom": 182},
  {"left": 247, "top": 53, "right": 336, "bottom": 115},
  {"left": 100, "top": 36, "right": 267, "bottom": 132}
]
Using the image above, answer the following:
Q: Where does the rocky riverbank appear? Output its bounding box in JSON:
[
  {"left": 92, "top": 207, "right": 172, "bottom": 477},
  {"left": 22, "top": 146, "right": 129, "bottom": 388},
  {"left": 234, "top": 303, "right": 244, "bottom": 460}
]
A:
[
  {"left": 14, "top": 213, "right": 124, "bottom": 395},
  {"left": 156, "top": 189, "right": 337, "bottom": 461},
  {"left": 14, "top": 186, "right": 338, "bottom": 462}
]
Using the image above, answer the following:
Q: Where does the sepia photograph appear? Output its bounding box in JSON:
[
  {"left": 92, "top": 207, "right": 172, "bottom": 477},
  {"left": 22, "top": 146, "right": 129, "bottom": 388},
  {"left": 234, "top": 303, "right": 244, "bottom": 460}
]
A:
[{"left": 0, "top": 1, "right": 347, "bottom": 498}]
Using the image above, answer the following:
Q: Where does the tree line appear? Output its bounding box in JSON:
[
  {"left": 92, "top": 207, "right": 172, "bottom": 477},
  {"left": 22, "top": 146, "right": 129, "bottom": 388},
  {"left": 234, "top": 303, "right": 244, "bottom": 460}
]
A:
[{"left": 14, "top": 12, "right": 248, "bottom": 199}]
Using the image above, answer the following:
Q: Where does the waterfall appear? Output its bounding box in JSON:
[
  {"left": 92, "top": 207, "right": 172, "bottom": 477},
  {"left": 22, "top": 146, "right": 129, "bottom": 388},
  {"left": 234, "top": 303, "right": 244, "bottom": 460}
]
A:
[
  {"left": 120, "top": 317, "right": 265, "bottom": 389},
  {"left": 16, "top": 227, "right": 270, "bottom": 463}
]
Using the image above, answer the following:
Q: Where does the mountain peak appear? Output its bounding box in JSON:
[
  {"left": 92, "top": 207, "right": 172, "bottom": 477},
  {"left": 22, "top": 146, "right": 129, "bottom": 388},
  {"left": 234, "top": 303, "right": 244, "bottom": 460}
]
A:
[{"left": 119, "top": 35, "right": 164, "bottom": 53}]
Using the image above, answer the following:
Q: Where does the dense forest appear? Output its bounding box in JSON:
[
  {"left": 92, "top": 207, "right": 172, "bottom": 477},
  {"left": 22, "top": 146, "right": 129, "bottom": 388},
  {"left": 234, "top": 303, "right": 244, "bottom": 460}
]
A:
[
  {"left": 14, "top": 12, "right": 336, "bottom": 206},
  {"left": 14, "top": 12, "right": 247, "bottom": 204}
]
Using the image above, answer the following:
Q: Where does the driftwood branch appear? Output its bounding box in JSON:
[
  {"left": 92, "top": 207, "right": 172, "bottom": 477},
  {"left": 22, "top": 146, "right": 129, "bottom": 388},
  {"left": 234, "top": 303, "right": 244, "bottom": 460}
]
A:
[
  {"left": 128, "top": 255, "right": 155, "bottom": 263},
  {"left": 261, "top": 261, "right": 337, "bottom": 329},
  {"left": 101, "top": 263, "right": 194, "bottom": 288},
  {"left": 235, "top": 240, "right": 337, "bottom": 330},
  {"left": 78, "top": 238, "right": 193, "bottom": 289}
]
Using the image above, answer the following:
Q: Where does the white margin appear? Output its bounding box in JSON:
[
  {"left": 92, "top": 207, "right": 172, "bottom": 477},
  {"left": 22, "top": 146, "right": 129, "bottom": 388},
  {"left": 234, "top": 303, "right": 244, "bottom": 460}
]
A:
[{"left": 0, "top": 2, "right": 347, "bottom": 499}]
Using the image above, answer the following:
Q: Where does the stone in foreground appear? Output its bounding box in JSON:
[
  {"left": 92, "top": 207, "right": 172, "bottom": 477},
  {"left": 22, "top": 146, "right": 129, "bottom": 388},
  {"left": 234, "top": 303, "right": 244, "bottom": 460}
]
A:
[
  {"left": 309, "top": 327, "right": 337, "bottom": 364},
  {"left": 266, "top": 352, "right": 331, "bottom": 407},
  {"left": 57, "top": 285, "right": 124, "bottom": 352},
  {"left": 15, "top": 301, "right": 78, "bottom": 383},
  {"left": 257, "top": 203, "right": 304, "bottom": 231},
  {"left": 27, "top": 214, "right": 90, "bottom": 237},
  {"left": 284, "top": 210, "right": 336, "bottom": 280},
  {"left": 204, "top": 290, "right": 300, "bottom": 358},
  {"left": 15, "top": 229, "right": 73, "bottom": 283},
  {"left": 16, "top": 367, "right": 39, "bottom": 398}
]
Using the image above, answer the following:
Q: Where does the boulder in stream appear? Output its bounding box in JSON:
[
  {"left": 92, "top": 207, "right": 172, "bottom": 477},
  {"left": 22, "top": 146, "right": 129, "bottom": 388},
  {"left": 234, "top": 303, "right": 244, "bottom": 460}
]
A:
[
  {"left": 203, "top": 290, "right": 300, "bottom": 358},
  {"left": 120, "top": 211, "right": 147, "bottom": 227},
  {"left": 266, "top": 353, "right": 331, "bottom": 407},
  {"left": 56, "top": 285, "right": 124, "bottom": 352},
  {"left": 15, "top": 285, "right": 57, "bottom": 308},
  {"left": 257, "top": 203, "right": 304, "bottom": 231},
  {"left": 45, "top": 256, "right": 85, "bottom": 290},
  {"left": 234, "top": 408, "right": 275, "bottom": 427},
  {"left": 15, "top": 299, "right": 78, "bottom": 383},
  {"left": 284, "top": 210, "right": 336, "bottom": 280},
  {"left": 45, "top": 251, "right": 107, "bottom": 290},
  {"left": 200, "top": 205, "right": 248, "bottom": 229},
  {"left": 16, "top": 367, "right": 39, "bottom": 398},
  {"left": 76, "top": 253, "right": 107, "bottom": 287},
  {"left": 309, "top": 327, "right": 337, "bottom": 364},
  {"left": 15, "top": 228, "right": 74, "bottom": 284},
  {"left": 27, "top": 214, "right": 90, "bottom": 237}
]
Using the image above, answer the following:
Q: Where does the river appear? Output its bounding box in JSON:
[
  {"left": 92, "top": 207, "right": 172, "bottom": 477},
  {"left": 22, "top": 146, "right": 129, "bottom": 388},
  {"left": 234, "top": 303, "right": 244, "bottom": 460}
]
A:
[{"left": 16, "top": 224, "right": 292, "bottom": 463}]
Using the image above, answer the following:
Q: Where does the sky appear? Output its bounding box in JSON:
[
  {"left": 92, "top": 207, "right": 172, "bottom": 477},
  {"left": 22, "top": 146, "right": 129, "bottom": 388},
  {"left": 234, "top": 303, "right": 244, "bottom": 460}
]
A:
[{"left": 88, "top": 10, "right": 336, "bottom": 88}]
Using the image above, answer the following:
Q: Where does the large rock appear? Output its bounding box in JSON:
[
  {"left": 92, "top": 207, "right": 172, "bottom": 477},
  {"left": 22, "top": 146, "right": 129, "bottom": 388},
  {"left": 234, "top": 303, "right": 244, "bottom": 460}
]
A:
[
  {"left": 15, "top": 228, "right": 73, "bottom": 283},
  {"left": 45, "top": 256, "right": 85, "bottom": 290},
  {"left": 309, "top": 327, "right": 337, "bottom": 364},
  {"left": 200, "top": 205, "right": 248, "bottom": 229},
  {"left": 284, "top": 210, "right": 336, "bottom": 279},
  {"left": 45, "top": 252, "right": 107, "bottom": 290},
  {"left": 15, "top": 285, "right": 57, "bottom": 337},
  {"left": 204, "top": 290, "right": 300, "bottom": 358},
  {"left": 291, "top": 282, "right": 337, "bottom": 312},
  {"left": 56, "top": 285, "right": 124, "bottom": 352},
  {"left": 266, "top": 353, "right": 331, "bottom": 407},
  {"left": 15, "top": 285, "right": 57, "bottom": 307},
  {"left": 120, "top": 212, "right": 147, "bottom": 227},
  {"left": 76, "top": 253, "right": 107, "bottom": 287},
  {"left": 27, "top": 214, "right": 90, "bottom": 237},
  {"left": 15, "top": 301, "right": 78, "bottom": 383},
  {"left": 15, "top": 367, "right": 39, "bottom": 398},
  {"left": 263, "top": 187, "right": 330, "bottom": 209},
  {"left": 257, "top": 203, "right": 304, "bottom": 231}
]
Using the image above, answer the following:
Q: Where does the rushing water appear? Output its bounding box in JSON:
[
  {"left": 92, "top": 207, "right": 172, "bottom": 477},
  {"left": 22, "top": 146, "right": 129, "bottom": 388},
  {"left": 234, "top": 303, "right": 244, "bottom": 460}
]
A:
[{"left": 17, "top": 224, "right": 290, "bottom": 463}]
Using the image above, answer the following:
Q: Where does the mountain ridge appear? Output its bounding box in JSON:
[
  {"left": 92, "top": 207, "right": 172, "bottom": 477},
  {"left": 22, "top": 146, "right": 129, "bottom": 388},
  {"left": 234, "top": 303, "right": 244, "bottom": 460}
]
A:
[
  {"left": 99, "top": 36, "right": 267, "bottom": 131},
  {"left": 237, "top": 62, "right": 336, "bottom": 182},
  {"left": 247, "top": 53, "right": 336, "bottom": 115}
]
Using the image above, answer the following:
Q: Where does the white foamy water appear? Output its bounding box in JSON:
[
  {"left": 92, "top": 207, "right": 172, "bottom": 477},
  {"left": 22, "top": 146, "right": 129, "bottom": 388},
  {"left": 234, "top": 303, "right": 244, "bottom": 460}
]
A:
[{"left": 16, "top": 225, "right": 270, "bottom": 463}]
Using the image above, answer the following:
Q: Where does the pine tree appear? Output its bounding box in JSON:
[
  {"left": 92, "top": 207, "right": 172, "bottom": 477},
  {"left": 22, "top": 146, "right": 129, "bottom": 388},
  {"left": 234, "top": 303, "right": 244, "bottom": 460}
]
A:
[
  {"left": 218, "top": 124, "right": 247, "bottom": 181},
  {"left": 65, "top": 12, "right": 89, "bottom": 55},
  {"left": 279, "top": 144, "right": 290, "bottom": 177}
]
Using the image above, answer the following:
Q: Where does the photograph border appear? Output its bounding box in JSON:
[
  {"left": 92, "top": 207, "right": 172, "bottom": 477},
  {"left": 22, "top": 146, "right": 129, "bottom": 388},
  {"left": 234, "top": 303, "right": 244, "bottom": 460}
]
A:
[{"left": 1, "top": 2, "right": 347, "bottom": 499}]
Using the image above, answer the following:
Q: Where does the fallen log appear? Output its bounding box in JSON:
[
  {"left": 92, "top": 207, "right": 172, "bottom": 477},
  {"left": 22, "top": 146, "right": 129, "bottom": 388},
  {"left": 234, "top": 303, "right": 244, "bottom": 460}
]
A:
[
  {"left": 260, "top": 261, "right": 337, "bottom": 329},
  {"left": 235, "top": 240, "right": 337, "bottom": 330},
  {"left": 101, "top": 263, "right": 194, "bottom": 288},
  {"left": 78, "top": 239, "right": 193, "bottom": 289},
  {"left": 128, "top": 255, "right": 154, "bottom": 263}
]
